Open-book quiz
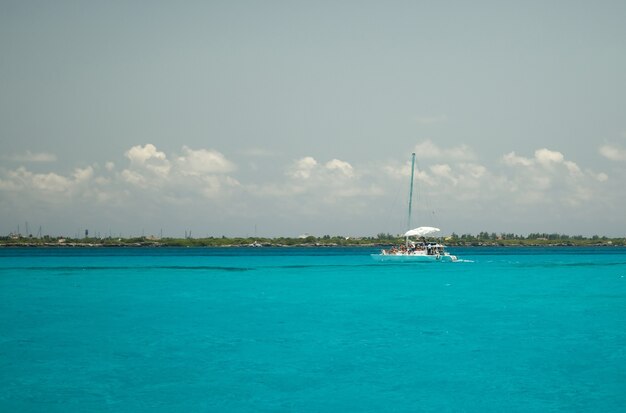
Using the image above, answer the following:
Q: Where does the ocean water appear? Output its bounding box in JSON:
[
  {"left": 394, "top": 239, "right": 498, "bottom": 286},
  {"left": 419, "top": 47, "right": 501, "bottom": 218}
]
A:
[{"left": 1, "top": 247, "right": 625, "bottom": 412}]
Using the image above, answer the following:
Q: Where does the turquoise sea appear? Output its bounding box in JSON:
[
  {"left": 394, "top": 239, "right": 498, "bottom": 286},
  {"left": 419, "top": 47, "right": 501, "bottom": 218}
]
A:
[{"left": 1, "top": 246, "right": 625, "bottom": 412}]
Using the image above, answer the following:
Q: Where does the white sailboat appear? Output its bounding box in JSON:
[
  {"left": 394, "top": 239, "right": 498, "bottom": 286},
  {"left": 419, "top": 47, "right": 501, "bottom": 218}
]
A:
[{"left": 372, "top": 153, "right": 458, "bottom": 262}]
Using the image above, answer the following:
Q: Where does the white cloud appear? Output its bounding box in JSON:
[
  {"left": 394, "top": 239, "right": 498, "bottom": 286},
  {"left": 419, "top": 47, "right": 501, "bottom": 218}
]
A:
[
  {"left": 0, "top": 144, "right": 241, "bottom": 208},
  {"left": 503, "top": 148, "right": 583, "bottom": 177},
  {"left": 118, "top": 144, "right": 240, "bottom": 199},
  {"left": 125, "top": 143, "right": 166, "bottom": 164},
  {"left": 564, "top": 161, "right": 582, "bottom": 176},
  {"left": 502, "top": 152, "right": 533, "bottom": 166},
  {"left": 176, "top": 146, "right": 236, "bottom": 176},
  {"left": 414, "top": 140, "right": 441, "bottom": 158},
  {"left": 120, "top": 169, "right": 147, "bottom": 187},
  {"left": 378, "top": 147, "right": 611, "bottom": 219},
  {"left": 195, "top": 173, "right": 238, "bottom": 200},
  {"left": 73, "top": 166, "right": 94, "bottom": 183},
  {"left": 27, "top": 170, "right": 71, "bottom": 192},
  {"left": 414, "top": 140, "right": 476, "bottom": 161},
  {"left": 124, "top": 143, "right": 171, "bottom": 179},
  {"left": 410, "top": 162, "right": 489, "bottom": 195},
  {"left": 534, "top": 148, "right": 564, "bottom": 165},
  {"left": 286, "top": 156, "right": 356, "bottom": 182},
  {"left": 252, "top": 156, "right": 375, "bottom": 206},
  {"left": 5, "top": 150, "right": 57, "bottom": 163},
  {"left": 430, "top": 164, "right": 457, "bottom": 185},
  {"left": 287, "top": 156, "right": 318, "bottom": 180},
  {"left": 325, "top": 159, "right": 354, "bottom": 177},
  {"left": 382, "top": 160, "right": 414, "bottom": 180},
  {"left": 461, "top": 163, "right": 487, "bottom": 179},
  {"left": 599, "top": 144, "right": 626, "bottom": 161},
  {"left": 0, "top": 165, "right": 98, "bottom": 196},
  {"left": 497, "top": 148, "right": 609, "bottom": 207}
]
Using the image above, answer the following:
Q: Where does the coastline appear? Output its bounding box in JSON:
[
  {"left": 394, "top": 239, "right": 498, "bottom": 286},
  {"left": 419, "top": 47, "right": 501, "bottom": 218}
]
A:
[{"left": 1, "top": 241, "right": 624, "bottom": 248}]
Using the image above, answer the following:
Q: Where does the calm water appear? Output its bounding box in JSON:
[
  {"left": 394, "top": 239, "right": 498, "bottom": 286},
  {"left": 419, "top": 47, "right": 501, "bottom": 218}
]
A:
[{"left": 1, "top": 247, "right": 625, "bottom": 412}]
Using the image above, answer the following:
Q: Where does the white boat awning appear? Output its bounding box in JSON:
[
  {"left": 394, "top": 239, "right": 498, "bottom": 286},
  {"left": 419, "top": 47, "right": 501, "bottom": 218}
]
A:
[{"left": 404, "top": 226, "right": 440, "bottom": 237}]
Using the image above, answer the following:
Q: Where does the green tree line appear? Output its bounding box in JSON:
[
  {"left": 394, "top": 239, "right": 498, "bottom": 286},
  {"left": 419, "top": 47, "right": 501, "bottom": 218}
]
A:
[{"left": 1, "top": 232, "right": 624, "bottom": 247}]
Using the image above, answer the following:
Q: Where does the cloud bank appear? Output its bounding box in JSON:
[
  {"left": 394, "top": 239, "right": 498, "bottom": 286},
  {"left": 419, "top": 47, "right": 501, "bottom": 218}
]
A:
[{"left": 0, "top": 141, "right": 622, "bottom": 236}]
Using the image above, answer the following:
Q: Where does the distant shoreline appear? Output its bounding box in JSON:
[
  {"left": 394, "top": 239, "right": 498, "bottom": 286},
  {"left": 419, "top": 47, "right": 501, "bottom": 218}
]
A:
[
  {"left": 1, "top": 242, "right": 624, "bottom": 248},
  {"left": 2, "top": 233, "right": 625, "bottom": 248}
]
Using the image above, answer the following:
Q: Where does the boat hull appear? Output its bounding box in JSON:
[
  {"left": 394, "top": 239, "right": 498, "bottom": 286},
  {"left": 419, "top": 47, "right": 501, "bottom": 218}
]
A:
[{"left": 371, "top": 253, "right": 457, "bottom": 262}]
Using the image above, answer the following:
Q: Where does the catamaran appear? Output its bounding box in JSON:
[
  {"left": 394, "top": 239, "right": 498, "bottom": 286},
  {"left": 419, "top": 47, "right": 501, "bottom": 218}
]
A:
[{"left": 372, "top": 153, "right": 458, "bottom": 262}]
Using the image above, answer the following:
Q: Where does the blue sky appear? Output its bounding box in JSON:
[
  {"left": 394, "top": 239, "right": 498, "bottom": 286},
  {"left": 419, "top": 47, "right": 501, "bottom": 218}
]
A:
[{"left": 1, "top": 1, "right": 625, "bottom": 237}]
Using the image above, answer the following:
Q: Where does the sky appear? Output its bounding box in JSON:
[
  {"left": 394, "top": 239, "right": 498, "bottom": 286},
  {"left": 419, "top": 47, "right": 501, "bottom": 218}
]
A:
[{"left": 1, "top": 1, "right": 625, "bottom": 238}]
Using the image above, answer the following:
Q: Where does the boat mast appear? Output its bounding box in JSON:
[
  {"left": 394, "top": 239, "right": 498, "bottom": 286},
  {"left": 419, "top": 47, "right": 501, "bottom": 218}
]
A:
[
  {"left": 406, "top": 153, "right": 416, "bottom": 247},
  {"left": 407, "top": 152, "right": 416, "bottom": 232}
]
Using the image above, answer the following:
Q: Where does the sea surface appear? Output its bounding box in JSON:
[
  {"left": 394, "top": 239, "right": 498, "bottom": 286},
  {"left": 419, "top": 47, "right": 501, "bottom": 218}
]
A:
[{"left": 1, "top": 246, "right": 625, "bottom": 412}]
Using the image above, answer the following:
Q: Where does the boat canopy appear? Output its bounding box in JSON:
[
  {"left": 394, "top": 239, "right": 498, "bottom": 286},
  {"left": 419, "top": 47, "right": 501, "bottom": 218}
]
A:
[{"left": 404, "top": 226, "right": 440, "bottom": 237}]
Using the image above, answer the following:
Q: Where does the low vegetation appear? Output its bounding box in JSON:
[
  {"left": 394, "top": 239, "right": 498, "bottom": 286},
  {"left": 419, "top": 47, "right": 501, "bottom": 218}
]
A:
[{"left": 0, "top": 232, "right": 624, "bottom": 247}]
